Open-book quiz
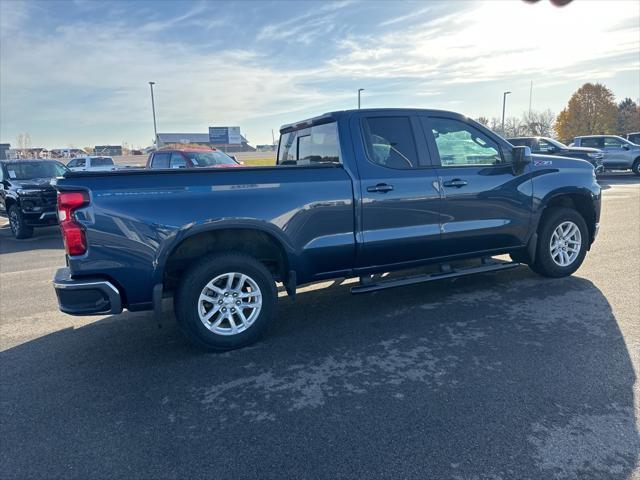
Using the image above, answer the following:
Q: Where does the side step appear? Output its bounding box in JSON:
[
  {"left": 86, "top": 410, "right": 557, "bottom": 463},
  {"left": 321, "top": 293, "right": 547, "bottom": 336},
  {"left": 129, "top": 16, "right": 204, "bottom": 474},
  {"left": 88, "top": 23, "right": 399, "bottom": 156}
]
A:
[{"left": 351, "top": 259, "right": 520, "bottom": 294}]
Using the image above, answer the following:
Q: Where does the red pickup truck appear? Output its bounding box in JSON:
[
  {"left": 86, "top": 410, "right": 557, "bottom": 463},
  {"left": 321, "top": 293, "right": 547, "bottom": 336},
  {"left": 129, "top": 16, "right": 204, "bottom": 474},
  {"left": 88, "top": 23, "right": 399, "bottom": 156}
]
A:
[{"left": 146, "top": 146, "right": 242, "bottom": 169}]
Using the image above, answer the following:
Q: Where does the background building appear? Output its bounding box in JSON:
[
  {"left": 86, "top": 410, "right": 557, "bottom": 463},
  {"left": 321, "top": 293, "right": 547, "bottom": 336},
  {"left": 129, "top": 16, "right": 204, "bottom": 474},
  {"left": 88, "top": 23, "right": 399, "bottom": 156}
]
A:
[
  {"left": 94, "top": 145, "right": 123, "bottom": 156},
  {"left": 156, "top": 132, "right": 256, "bottom": 152}
]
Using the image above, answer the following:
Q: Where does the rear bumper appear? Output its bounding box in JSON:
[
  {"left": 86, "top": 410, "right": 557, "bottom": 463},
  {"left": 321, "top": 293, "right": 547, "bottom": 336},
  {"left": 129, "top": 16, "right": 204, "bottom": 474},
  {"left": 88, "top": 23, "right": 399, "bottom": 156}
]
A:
[{"left": 53, "top": 267, "right": 123, "bottom": 315}]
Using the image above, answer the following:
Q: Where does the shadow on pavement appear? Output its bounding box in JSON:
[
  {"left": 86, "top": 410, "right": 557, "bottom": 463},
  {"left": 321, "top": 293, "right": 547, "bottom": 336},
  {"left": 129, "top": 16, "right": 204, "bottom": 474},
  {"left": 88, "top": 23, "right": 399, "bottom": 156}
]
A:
[
  {"left": 0, "top": 224, "right": 62, "bottom": 255},
  {"left": 597, "top": 172, "right": 640, "bottom": 190},
  {"left": 1, "top": 267, "right": 638, "bottom": 479}
]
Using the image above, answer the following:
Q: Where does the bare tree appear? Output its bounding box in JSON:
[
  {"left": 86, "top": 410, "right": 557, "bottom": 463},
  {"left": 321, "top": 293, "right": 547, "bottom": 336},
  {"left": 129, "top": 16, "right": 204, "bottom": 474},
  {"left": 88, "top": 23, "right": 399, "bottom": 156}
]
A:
[
  {"left": 522, "top": 109, "right": 555, "bottom": 137},
  {"left": 16, "top": 133, "right": 32, "bottom": 158},
  {"left": 504, "top": 117, "right": 525, "bottom": 138},
  {"left": 475, "top": 116, "right": 489, "bottom": 127}
]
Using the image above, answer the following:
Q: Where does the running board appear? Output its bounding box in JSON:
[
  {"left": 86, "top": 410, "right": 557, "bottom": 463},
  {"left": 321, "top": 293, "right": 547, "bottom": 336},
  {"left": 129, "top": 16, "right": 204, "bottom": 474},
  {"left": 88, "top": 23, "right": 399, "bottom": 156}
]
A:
[{"left": 351, "top": 260, "right": 520, "bottom": 294}]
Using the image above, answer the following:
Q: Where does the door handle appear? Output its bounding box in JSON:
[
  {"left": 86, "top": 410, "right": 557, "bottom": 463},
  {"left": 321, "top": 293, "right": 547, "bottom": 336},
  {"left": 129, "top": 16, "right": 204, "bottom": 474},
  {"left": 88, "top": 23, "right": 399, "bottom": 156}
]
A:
[
  {"left": 442, "top": 179, "right": 468, "bottom": 188},
  {"left": 367, "top": 183, "right": 394, "bottom": 193}
]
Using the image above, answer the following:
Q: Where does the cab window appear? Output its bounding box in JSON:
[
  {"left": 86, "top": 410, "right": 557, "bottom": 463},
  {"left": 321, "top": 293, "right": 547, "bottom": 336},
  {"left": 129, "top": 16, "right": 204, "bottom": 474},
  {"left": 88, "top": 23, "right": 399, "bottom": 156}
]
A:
[
  {"left": 362, "top": 116, "right": 418, "bottom": 169},
  {"left": 170, "top": 152, "right": 187, "bottom": 169},
  {"left": 580, "top": 137, "right": 604, "bottom": 148},
  {"left": 604, "top": 137, "right": 626, "bottom": 148},
  {"left": 430, "top": 117, "right": 503, "bottom": 167},
  {"left": 152, "top": 152, "right": 171, "bottom": 169},
  {"left": 537, "top": 139, "right": 556, "bottom": 152}
]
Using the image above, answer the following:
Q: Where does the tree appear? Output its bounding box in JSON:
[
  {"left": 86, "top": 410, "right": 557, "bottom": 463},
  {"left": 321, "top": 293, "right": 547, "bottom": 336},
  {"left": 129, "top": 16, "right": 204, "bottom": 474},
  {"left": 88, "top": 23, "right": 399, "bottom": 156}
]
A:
[
  {"left": 16, "top": 133, "right": 31, "bottom": 158},
  {"left": 522, "top": 109, "right": 555, "bottom": 137},
  {"left": 617, "top": 98, "right": 640, "bottom": 135},
  {"left": 475, "top": 116, "right": 489, "bottom": 127},
  {"left": 504, "top": 117, "right": 525, "bottom": 138},
  {"left": 555, "top": 83, "right": 618, "bottom": 143}
]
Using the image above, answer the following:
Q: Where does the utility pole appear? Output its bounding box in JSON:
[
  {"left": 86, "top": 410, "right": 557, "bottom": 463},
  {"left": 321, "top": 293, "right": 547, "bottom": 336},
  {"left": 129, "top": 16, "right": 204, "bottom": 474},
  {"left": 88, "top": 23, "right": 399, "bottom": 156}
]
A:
[
  {"left": 501, "top": 91, "right": 511, "bottom": 134},
  {"left": 149, "top": 82, "right": 158, "bottom": 146},
  {"left": 358, "top": 88, "right": 364, "bottom": 109}
]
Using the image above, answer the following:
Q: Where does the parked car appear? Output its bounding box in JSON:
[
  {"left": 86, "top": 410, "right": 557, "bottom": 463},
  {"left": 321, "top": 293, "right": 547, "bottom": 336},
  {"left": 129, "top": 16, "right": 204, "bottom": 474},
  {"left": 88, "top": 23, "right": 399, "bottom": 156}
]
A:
[
  {"left": 146, "top": 147, "right": 241, "bottom": 169},
  {"left": 51, "top": 108, "right": 601, "bottom": 351},
  {"left": 67, "top": 156, "right": 116, "bottom": 172},
  {"left": 626, "top": 132, "right": 640, "bottom": 145},
  {"left": 570, "top": 135, "right": 640, "bottom": 175},
  {"left": 0, "top": 159, "right": 68, "bottom": 238},
  {"left": 507, "top": 136, "right": 604, "bottom": 173}
]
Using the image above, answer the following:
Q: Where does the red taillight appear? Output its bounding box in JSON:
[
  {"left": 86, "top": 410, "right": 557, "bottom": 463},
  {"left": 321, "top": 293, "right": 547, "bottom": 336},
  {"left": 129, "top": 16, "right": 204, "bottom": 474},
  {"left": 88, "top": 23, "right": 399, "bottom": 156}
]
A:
[{"left": 57, "top": 191, "right": 89, "bottom": 256}]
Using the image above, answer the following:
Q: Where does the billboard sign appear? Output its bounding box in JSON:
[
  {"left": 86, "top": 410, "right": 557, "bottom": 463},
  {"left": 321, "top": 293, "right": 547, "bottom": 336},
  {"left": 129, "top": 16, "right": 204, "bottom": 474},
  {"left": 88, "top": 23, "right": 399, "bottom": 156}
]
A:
[{"left": 209, "top": 126, "right": 242, "bottom": 145}]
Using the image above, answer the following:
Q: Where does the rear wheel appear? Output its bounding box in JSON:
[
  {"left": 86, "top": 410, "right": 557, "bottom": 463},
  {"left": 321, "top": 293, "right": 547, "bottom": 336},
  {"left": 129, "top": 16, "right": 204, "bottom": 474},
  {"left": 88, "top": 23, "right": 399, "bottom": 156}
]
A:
[
  {"left": 632, "top": 158, "right": 640, "bottom": 176},
  {"left": 529, "top": 207, "right": 588, "bottom": 278},
  {"left": 174, "top": 253, "right": 277, "bottom": 351},
  {"left": 8, "top": 205, "right": 34, "bottom": 239}
]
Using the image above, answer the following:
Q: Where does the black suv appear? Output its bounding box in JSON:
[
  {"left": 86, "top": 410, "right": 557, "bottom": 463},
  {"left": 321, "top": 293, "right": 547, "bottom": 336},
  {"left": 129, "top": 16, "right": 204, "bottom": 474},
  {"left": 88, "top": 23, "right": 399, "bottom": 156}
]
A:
[
  {"left": 0, "top": 160, "right": 68, "bottom": 238},
  {"left": 507, "top": 136, "right": 604, "bottom": 172}
]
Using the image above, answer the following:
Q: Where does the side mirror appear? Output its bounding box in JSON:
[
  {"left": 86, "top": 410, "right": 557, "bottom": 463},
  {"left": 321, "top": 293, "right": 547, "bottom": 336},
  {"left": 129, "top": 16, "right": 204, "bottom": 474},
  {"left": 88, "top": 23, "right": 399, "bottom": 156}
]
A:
[
  {"left": 512, "top": 146, "right": 531, "bottom": 174},
  {"left": 622, "top": 144, "right": 630, "bottom": 150},
  {"left": 230, "top": 155, "right": 238, "bottom": 162}
]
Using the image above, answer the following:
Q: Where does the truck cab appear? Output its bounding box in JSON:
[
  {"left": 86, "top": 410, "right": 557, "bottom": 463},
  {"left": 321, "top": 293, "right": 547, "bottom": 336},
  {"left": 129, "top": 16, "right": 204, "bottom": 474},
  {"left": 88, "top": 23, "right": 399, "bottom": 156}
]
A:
[{"left": 67, "top": 156, "right": 116, "bottom": 172}]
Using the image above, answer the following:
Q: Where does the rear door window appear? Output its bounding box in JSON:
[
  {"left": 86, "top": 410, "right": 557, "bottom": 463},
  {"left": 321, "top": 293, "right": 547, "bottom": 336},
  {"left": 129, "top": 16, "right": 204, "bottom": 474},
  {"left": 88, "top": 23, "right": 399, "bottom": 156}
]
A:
[
  {"left": 277, "top": 122, "right": 341, "bottom": 166},
  {"left": 92, "top": 157, "right": 114, "bottom": 167},
  {"left": 580, "top": 137, "right": 604, "bottom": 148},
  {"left": 362, "top": 116, "right": 419, "bottom": 169},
  {"left": 152, "top": 152, "right": 171, "bottom": 169}
]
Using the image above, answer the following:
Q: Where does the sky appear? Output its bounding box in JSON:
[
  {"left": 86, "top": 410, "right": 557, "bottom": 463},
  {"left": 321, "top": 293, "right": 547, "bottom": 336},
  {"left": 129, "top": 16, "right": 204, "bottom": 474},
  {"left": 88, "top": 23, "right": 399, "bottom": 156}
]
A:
[{"left": 1, "top": 0, "right": 639, "bottom": 148}]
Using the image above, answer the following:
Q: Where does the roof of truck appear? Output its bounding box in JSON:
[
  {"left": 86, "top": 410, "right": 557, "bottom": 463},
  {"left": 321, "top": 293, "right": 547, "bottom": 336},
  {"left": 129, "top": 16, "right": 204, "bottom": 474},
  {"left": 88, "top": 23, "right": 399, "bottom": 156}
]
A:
[{"left": 279, "top": 108, "right": 466, "bottom": 133}]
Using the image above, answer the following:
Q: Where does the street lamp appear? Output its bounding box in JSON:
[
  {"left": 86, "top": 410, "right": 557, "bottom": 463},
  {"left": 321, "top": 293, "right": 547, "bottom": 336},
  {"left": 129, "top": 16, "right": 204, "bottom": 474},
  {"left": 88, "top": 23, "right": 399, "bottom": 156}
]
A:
[
  {"left": 501, "top": 91, "right": 511, "bottom": 134},
  {"left": 149, "top": 82, "right": 158, "bottom": 146},
  {"left": 358, "top": 88, "right": 365, "bottom": 109}
]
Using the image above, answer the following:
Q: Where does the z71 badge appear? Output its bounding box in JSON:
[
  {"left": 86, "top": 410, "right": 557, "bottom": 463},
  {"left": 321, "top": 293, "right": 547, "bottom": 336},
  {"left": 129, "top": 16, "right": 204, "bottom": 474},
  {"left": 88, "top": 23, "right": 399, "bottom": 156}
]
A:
[{"left": 534, "top": 159, "right": 553, "bottom": 167}]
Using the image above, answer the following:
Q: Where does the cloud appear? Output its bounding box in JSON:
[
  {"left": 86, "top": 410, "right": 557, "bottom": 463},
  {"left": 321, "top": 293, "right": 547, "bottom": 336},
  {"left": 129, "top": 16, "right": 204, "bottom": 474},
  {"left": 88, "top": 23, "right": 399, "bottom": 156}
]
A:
[
  {"left": 140, "top": 1, "right": 208, "bottom": 32},
  {"left": 257, "top": 1, "right": 355, "bottom": 44},
  {"left": 378, "top": 5, "right": 434, "bottom": 27},
  {"left": 0, "top": 0, "right": 638, "bottom": 147}
]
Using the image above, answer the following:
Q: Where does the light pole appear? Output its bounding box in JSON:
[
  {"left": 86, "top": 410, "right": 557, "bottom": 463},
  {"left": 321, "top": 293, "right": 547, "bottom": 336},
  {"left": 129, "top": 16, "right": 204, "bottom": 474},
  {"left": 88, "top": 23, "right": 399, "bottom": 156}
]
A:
[
  {"left": 501, "top": 91, "right": 511, "bottom": 134},
  {"left": 358, "top": 88, "right": 364, "bottom": 109},
  {"left": 149, "top": 81, "right": 158, "bottom": 146}
]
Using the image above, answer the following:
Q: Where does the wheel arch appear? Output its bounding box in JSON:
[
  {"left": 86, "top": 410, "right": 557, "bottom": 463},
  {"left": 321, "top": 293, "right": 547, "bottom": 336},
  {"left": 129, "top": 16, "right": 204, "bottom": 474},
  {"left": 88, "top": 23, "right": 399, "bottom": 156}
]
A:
[
  {"left": 155, "top": 223, "right": 295, "bottom": 295},
  {"left": 538, "top": 191, "right": 596, "bottom": 242}
]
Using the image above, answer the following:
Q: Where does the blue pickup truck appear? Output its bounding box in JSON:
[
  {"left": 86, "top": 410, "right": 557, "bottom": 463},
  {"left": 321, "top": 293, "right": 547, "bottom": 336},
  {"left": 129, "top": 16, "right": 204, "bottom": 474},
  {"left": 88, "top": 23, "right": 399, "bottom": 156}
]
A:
[{"left": 52, "top": 109, "right": 601, "bottom": 350}]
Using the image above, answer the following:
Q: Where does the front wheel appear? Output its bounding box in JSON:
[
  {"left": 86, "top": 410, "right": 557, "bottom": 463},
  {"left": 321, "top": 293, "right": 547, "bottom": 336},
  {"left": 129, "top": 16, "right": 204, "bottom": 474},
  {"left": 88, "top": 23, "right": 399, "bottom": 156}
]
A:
[
  {"left": 529, "top": 207, "right": 589, "bottom": 278},
  {"left": 632, "top": 159, "right": 640, "bottom": 176},
  {"left": 8, "top": 205, "right": 34, "bottom": 239},
  {"left": 174, "top": 253, "right": 277, "bottom": 351}
]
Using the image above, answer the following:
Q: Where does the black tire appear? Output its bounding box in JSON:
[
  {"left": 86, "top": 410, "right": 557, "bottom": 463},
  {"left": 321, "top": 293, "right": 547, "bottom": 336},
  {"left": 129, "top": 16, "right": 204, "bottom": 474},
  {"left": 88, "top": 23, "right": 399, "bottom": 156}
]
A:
[
  {"left": 174, "top": 253, "right": 277, "bottom": 351},
  {"left": 529, "top": 207, "right": 588, "bottom": 278},
  {"left": 8, "top": 205, "right": 34, "bottom": 239},
  {"left": 632, "top": 158, "right": 640, "bottom": 176}
]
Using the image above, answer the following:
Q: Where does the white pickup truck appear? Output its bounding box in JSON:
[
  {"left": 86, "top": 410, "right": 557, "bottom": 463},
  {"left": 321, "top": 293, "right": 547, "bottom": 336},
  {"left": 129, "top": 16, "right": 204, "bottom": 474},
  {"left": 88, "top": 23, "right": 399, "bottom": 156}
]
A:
[{"left": 66, "top": 156, "right": 116, "bottom": 172}]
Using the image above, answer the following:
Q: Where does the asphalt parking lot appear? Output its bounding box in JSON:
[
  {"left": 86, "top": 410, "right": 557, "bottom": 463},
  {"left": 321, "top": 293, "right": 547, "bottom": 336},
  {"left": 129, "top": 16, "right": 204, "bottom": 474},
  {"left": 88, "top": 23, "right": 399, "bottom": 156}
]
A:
[{"left": 1, "top": 173, "right": 638, "bottom": 480}]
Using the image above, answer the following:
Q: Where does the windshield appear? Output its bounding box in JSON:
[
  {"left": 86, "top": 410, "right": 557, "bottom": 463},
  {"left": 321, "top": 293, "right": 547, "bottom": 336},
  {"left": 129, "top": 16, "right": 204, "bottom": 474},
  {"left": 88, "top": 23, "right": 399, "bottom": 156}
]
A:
[
  {"left": 5, "top": 161, "right": 68, "bottom": 180},
  {"left": 184, "top": 151, "right": 237, "bottom": 167}
]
